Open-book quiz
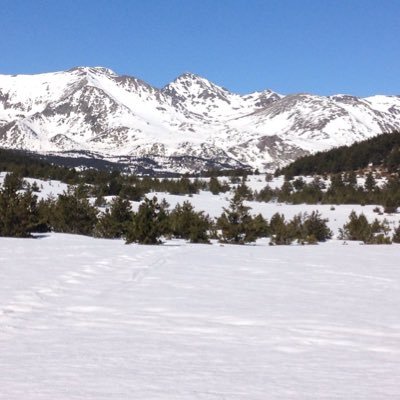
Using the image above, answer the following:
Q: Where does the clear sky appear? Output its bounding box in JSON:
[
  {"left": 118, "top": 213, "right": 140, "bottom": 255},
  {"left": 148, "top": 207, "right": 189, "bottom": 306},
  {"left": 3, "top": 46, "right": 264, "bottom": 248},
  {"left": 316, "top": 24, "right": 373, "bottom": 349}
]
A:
[{"left": 0, "top": 0, "right": 399, "bottom": 96}]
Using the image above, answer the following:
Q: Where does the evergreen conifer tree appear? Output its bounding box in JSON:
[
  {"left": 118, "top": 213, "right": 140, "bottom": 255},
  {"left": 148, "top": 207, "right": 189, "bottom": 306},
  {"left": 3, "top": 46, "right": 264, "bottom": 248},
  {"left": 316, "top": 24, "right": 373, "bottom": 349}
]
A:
[
  {"left": 344, "top": 171, "right": 357, "bottom": 188},
  {"left": 233, "top": 182, "right": 253, "bottom": 201},
  {"left": 256, "top": 184, "right": 275, "bottom": 202},
  {"left": 269, "top": 213, "right": 291, "bottom": 245},
  {"left": 251, "top": 214, "right": 269, "bottom": 238},
  {"left": 209, "top": 177, "right": 223, "bottom": 195},
  {"left": 339, "top": 211, "right": 371, "bottom": 241},
  {"left": 302, "top": 211, "right": 332, "bottom": 242},
  {"left": 169, "top": 201, "right": 210, "bottom": 243},
  {"left": 217, "top": 197, "right": 257, "bottom": 244},
  {"left": 0, "top": 173, "right": 42, "bottom": 237},
  {"left": 392, "top": 224, "right": 400, "bottom": 243},
  {"left": 383, "top": 195, "right": 399, "bottom": 214},
  {"left": 339, "top": 211, "right": 391, "bottom": 243},
  {"left": 50, "top": 188, "right": 98, "bottom": 236},
  {"left": 125, "top": 196, "right": 168, "bottom": 244},
  {"left": 364, "top": 172, "right": 376, "bottom": 192},
  {"left": 95, "top": 197, "right": 133, "bottom": 239},
  {"left": 269, "top": 212, "right": 332, "bottom": 245}
]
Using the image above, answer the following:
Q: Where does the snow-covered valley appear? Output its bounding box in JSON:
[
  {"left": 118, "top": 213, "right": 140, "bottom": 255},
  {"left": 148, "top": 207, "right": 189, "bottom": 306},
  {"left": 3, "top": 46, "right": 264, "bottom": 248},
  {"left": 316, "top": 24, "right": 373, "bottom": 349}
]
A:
[
  {"left": 1, "top": 234, "right": 400, "bottom": 399},
  {"left": 1, "top": 171, "right": 400, "bottom": 398}
]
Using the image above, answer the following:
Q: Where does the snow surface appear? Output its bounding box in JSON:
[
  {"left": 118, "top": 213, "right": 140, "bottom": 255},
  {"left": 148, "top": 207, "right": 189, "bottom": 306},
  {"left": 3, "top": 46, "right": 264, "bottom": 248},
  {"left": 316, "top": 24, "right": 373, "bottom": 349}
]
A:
[
  {"left": 1, "top": 173, "right": 400, "bottom": 398},
  {"left": 0, "top": 234, "right": 400, "bottom": 399}
]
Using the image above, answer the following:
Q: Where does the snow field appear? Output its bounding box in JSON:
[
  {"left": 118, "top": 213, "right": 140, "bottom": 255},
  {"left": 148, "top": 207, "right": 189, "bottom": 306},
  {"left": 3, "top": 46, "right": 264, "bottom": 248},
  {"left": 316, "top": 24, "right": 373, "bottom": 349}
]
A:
[
  {"left": 0, "top": 234, "right": 399, "bottom": 399},
  {"left": 1, "top": 172, "right": 400, "bottom": 398}
]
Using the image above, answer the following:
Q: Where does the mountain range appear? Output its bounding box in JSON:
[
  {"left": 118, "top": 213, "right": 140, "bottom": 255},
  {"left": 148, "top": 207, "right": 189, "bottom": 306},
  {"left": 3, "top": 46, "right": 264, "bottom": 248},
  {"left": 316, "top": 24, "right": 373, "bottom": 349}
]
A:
[{"left": 1, "top": 66, "right": 399, "bottom": 173}]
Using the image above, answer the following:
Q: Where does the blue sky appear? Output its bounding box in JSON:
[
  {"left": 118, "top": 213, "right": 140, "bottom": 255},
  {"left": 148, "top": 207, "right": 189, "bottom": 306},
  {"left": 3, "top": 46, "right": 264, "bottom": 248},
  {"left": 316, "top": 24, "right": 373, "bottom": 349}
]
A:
[{"left": 1, "top": 0, "right": 399, "bottom": 96}]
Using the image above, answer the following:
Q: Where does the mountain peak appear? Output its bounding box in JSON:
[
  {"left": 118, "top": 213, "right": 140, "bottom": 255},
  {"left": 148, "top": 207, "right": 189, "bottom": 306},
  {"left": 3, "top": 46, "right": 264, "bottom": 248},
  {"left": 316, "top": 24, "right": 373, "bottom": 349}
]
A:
[
  {"left": 165, "top": 72, "right": 230, "bottom": 92},
  {"left": 68, "top": 66, "right": 117, "bottom": 76},
  {"left": 0, "top": 66, "right": 399, "bottom": 173},
  {"left": 163, "top": 72, "right": 232, "bottom": 102},
  {"left": 174, "top": 72, "right": 203, "bottom": 81}
]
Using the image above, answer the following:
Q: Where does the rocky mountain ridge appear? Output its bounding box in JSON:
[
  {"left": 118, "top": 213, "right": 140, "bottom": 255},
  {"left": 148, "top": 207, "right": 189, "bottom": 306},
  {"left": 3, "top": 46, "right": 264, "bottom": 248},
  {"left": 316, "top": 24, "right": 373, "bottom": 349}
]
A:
[{"left": 0, "top": 66, "right": 399, "bottom": 173}]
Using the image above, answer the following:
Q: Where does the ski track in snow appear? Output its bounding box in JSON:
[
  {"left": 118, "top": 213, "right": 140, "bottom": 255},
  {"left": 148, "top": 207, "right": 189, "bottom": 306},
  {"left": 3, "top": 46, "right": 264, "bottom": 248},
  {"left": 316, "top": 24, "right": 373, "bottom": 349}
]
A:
[
  {"left": 0, "top": 236, "right": 169, "bottom": 336},
  {"left": 0, "top": 234, "right": 400, "bottom": 399}
]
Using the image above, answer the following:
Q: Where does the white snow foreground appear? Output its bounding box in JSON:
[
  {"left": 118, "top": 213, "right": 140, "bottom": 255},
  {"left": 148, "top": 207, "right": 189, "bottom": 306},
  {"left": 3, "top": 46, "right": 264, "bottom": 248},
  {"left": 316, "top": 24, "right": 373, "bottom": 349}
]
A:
[{"left": 0, "top": 234, "right": 400, "bottom": 399}]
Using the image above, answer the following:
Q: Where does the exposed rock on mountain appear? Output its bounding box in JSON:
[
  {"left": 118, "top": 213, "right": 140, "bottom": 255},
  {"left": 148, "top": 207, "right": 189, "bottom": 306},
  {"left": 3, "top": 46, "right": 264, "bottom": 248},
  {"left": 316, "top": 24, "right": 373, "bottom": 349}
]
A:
[{"left": 0, "top": 66, "right": 399, "bottom": 173}]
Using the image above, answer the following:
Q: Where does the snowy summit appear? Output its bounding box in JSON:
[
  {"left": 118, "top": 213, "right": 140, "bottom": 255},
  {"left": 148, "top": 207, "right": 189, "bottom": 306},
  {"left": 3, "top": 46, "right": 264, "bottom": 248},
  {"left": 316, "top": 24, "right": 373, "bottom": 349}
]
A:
[{"left": 0, "top": 67, "right": 400, "bottom": 172}]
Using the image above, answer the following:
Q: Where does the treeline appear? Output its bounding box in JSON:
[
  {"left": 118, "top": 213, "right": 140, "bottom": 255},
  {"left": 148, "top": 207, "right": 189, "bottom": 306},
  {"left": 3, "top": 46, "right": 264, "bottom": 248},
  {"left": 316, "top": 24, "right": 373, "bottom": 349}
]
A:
[
  {"left": 0, "top": 172, "right": 332, "bottom": 245},
  {"left": 255, "top": 172, "right": 400, "bottom": 212},
  {"left": 0, "top": 147, "right": 249, "bottom": 182},
  {"left": 0, "top": 148, "right": 81, "bottom": 183},
  {"left": 0, "top": 148, "right": 237, "bottom": 198},
  {"left": 2, "top": 172, "right": 400, "bottom": 245},
  {"left": 207, "top": 172, "right": 400, "bottom": 212},
  {"left": 276, "top": 131, "right": 400, "bottom": 177}
]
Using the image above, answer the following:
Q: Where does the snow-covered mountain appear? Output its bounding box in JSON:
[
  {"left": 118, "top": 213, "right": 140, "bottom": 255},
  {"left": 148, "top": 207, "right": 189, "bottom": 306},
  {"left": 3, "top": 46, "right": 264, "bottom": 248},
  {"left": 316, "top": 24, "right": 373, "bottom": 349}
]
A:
[{"left": 1, "top": 66, "right": 399, "bottom": 172}]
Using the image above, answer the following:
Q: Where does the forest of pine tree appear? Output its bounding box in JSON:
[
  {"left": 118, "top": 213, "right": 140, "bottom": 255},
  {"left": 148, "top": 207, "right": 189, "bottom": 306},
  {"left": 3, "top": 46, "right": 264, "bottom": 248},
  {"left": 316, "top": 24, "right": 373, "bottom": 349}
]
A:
[{"left": 277, "top": 131, "right": 400, "bottom": 177}]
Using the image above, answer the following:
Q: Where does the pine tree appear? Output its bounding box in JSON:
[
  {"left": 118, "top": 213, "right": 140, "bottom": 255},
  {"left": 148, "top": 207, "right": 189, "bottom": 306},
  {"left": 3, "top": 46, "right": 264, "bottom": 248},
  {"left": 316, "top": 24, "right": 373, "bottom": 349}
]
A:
[
  {"left": 330, "top": 173, "right": 345, "bottom": 191},
  {"left": 385, "top": 145, "right": 400, "bottom": 172},
  {"left": 269, "top": 213, "right": 291, "bottom": 245},
  {"left": 2, "top": 172, "right": 23, "bottom": 195},
  {"left": 209, "top": 177, "right": 223, "bottom": 195},
  {"left": 31, "top": 181, "right": 40, "bottom": 192},
  {"left": 303, "top": 211, "right": 332, "bottom": 242},
  {"left": 392, "top": 224, "right": 400, "bottom": 243},
  {"left": 217, "top": 197, "right": 257, "bottom": 244},
  {"left": 0, "top": 173, "right": 42, "bottom": 237},
  {"left": 233, "top": 182, "right": 253, "bottom": 201},
  {"left": 292, "top": 177, "right": 306, "bottom": 191},
  {"left": 119, "top": 184, "right": 145, "bottom": 201},
  {"left": 383, "top": 195, "right": 399, "bottom": 214},
  {"left": 269, "top": 212, "right": 332, "bottom": 245},
  {"left": 344, "top": 171, "right": 357, "bottom": 188},
  {"left": 277, "top": 181, "right": 293, "bottom": 202},
  {"left": 364, "top": 172, "right": 376, "bottom": 192},
  {"left": 339, "top": 211, "right": 371, "bottom": 241},
  {"left": 125, "top": 196, "right": 168, "bottom": 244},
  {"left": 34, "top": 198, "right": 53, "bottom": 233},
  {"left": 169, "top": 201, "right": 210, "bottom": 243},
  {"left": 251, "top": 214, "right": 269, "bottom": 238},
  {"left": 95, "top": 197, "right": 133, "bottom": 239},
  {"left": 339, "top": 211, "right": 391, "bottom": 243},
  {"left": 256, "top": 184, "right": 275, "bottom": 202},
  {"left": 50, "top": 188, "right": 98, "bottom": 236}
]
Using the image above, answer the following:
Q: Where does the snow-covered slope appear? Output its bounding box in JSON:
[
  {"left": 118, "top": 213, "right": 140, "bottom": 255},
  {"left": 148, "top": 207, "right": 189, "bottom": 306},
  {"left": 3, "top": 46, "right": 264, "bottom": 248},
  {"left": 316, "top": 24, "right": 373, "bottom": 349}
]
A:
[{"left": 1, "top": 67, "right": 399, "bottom": 172}]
